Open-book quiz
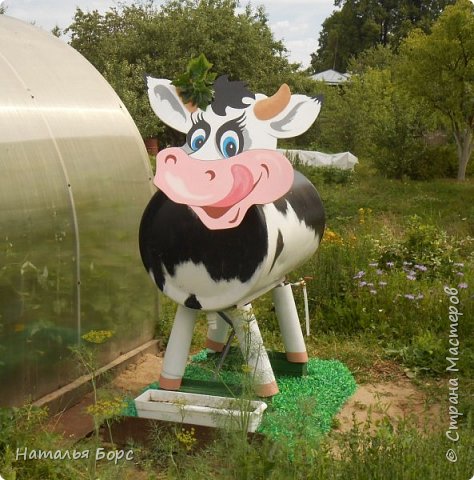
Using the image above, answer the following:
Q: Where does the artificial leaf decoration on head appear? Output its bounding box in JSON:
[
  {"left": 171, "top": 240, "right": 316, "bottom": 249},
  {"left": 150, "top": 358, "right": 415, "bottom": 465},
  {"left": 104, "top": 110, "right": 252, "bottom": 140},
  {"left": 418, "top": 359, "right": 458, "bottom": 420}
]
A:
[{"left": 171, "top": 53, "right": 217, "bottom": 111}]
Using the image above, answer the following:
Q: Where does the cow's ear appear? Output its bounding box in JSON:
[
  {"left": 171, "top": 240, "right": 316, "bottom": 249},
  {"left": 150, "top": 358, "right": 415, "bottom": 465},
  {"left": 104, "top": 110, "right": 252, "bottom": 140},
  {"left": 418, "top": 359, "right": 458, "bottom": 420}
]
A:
[
  {"left": 146, "top": 77, "right": 194, "bottom": 133},
  {"left": 266, "top": 94, "right": 323, "bottom": 139}
]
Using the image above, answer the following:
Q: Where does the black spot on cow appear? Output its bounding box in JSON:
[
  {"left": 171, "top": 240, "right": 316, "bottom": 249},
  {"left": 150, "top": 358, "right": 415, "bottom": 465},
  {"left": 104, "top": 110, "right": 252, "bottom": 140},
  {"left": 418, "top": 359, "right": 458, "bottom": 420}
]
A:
[
  {"left": 184, "top": 294, "right": 202, "bottom": 310},
  {"left": 274, "top": 171, "right": 325, "bottom": 239},
  {"left": 270, "top": 229, "right": 284, "bottom": 272},
  {"left": 211, "top": 75, "right": 255, "bottom": 116},
  {"left": 139, "top": 192, "right": 269, "bottom": 291}
]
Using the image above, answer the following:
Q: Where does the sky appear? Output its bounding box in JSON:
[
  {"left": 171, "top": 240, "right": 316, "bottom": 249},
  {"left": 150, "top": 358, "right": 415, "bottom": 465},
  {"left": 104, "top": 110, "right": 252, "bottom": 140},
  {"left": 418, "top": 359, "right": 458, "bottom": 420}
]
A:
[{"left": 2, "top": 0, "right": 338, "bottom": 68}]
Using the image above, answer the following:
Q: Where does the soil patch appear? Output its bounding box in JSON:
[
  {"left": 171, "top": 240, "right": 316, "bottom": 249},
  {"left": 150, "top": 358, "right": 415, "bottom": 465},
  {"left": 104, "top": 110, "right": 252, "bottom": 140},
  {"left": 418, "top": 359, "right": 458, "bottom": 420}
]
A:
[{"left": 335, "top": 379, "right": 442, "bottom": 433}]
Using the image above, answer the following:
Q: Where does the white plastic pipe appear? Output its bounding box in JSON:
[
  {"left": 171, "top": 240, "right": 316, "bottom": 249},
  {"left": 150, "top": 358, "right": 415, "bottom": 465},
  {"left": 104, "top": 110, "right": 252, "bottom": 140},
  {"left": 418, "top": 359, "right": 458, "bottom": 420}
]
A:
[
  {"left": 229, "top": 304, "right": 278, "bottom": 397},
  {"left": 303, "top": 284, "right": 310, "bottom": 336},
  {"left": 272, "top": 283, "right": 308, "bottom": 363},
  {"left": 159, "top": 305, "right": 197, "bottom": 390},
  {"left": 205, "top": 312, "right": 230, "bottom": 352}
]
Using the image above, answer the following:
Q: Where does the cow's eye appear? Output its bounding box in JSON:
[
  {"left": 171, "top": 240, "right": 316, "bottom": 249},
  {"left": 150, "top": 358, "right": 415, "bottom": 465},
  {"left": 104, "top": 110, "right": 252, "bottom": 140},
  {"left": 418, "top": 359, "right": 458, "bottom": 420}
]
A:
[
  {"left": 219, "top": 131, "right": 240, "bottom": 158},
  {"left": 190, "top": 128, "right": 207, "bottom": 151}
]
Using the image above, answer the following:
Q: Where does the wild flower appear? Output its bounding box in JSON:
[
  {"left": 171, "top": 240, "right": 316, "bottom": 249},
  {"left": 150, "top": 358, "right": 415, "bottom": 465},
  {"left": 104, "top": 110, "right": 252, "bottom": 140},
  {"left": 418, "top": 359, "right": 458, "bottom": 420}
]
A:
[
  {"left": 358, "top": 207, "right": 373, "bottom": 225},
  {"left": 416, "top": 294, "right": 424, "bottom": 299},
  {"left": 403, "top": 261, "right": 413, "bottom": 266},
  {"left": 81, "top": 330, "right": 114, "bottom": 344},
  {"left": 86, "top": 398, "right": 126, "bottom": 418},
  {"left": 386, "top": 262, "right": 394, "bottom": 267},
  {"left": 369, "top": 262, "right": 378, "bottom": 267},
  {"left": 376, "top": 269, "right": 384, "bottom": 275},
  {"left": 358, "top": 281, "right": 367, "bottom": 287},
  {"left": 404, "top": 294, "right": 415, "bottom": 300},
  {"left": 176, "top": 427, "right": 197, "bottom": 451},
  {"left": 379, "top": 281, "right": 387, "bottom": 286},
  {"left": 454, "top": 263, "right": 464, "bottom": 267},
  {"left": 456, "top": 272, "right": 464, "bottom": 277},
  {"left": 458, "top": 283, "right": 468, "bottom": 289},
  {"left": 370, "top": 289, "right": 377, "bottom": 295},
  {"left": 241, "top": 364, "right": 253, "bottom": 373},
  {"left": 367, "top": 282, "right": 374, "bottom": 287},
  {"left": 323, "top": 228, "right": 344, "bottom": 245},
  {"left": 407, "top": 275, "right": 416, "bottom": 281},
  {"left": 415, "top": 264, "right": 427, "bottom": 271},
  {"left": 353, "top": 271, "right": 366, "bottom": 279}
]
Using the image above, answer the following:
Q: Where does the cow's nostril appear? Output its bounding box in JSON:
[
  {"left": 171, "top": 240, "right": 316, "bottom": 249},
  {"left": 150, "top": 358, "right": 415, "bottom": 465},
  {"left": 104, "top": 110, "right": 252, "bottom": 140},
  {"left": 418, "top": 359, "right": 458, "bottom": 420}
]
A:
[
  {"left": 165, "top": 154, "right": 177, "bottom": 164},
  {"left": 205, "top": 170, "right": 216, "bottom": 181}
]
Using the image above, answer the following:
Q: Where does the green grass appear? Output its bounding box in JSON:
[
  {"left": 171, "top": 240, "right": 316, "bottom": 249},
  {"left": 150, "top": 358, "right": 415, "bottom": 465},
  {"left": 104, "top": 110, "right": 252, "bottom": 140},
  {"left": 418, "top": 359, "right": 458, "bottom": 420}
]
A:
[
  {"left": 160, "top": 417, "right": 474, "bottom": 480},
  {"left": 305, "top": 163, "right": 474, "bottom": 236}
]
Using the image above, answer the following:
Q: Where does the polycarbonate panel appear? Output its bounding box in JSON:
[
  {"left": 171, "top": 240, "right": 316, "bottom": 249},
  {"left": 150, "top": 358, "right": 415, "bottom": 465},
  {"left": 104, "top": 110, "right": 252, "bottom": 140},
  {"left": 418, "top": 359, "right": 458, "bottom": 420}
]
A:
[{"left": 0, "top": 16, "right": 157, "bottom": 406}]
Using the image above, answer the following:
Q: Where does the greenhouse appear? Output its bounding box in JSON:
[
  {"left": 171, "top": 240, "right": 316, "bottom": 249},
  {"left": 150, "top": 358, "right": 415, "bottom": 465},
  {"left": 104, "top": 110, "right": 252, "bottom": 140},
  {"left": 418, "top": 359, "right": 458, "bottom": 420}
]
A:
[{"left": 0, "top": 16, "right": 158, "bottom": 407}]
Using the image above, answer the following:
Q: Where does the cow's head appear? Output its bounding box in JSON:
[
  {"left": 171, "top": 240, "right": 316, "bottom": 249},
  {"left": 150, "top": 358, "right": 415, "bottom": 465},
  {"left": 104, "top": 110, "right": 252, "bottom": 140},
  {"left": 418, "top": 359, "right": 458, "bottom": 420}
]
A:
[{"left": 147, "top": 75, "right": 322, "bottom": 230}]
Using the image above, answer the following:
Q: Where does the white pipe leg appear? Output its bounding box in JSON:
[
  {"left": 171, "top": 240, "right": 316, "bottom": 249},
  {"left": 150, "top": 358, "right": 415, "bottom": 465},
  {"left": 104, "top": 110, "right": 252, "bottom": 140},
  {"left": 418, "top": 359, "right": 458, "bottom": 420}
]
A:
[
  {"left": 230, "top": 304, "right": 278, "bottom": 397},
  {"left": 205, "top": 312, "right": 230, "bottom": 352},
  {"left": 159, "top": 305, "right": 197, "bottom": 390},
  {"left": 272, "top": 284, "right": 308, "bottom": 363}
]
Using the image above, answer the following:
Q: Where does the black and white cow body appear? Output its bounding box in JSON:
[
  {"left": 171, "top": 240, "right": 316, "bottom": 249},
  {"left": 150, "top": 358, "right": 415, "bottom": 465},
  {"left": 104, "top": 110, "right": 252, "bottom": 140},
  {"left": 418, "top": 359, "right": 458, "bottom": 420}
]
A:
[
  {"left": 139, "top": 75, "right": 325, "bottom": 397},
  {"left": 140, "top": 171, "right": 324, "bottom": 311}
]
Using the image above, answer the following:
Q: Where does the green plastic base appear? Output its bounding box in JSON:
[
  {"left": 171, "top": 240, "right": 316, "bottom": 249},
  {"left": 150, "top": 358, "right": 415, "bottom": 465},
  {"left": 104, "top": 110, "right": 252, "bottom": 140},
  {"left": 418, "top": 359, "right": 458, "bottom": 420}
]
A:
[{"left": 123, "top": 348, "right": 357, "bottom": 445}]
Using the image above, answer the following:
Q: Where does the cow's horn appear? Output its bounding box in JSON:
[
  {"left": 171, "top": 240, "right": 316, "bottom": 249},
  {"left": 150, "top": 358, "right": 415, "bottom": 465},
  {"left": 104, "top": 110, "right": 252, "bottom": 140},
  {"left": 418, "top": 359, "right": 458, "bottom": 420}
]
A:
[{"left": 253, "top": 83, "right": 291, "bottom": 120}]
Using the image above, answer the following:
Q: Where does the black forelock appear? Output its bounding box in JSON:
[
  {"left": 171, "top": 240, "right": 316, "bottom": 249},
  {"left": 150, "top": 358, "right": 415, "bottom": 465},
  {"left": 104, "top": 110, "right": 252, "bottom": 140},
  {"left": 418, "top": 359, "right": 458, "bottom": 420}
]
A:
[{"left": 210, "top": 75, "right": 255, "bottom": 116}]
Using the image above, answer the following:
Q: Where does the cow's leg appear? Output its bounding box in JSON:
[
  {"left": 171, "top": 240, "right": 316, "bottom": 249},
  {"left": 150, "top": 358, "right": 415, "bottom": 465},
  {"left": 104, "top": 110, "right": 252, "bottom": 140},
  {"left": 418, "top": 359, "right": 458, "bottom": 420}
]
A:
[
  {"left": 272, "top": 283, "right": 308, "bottom": 363},
  {"left": 230, "top": 304, "right": 278, "bottom": 397},
  {"left": 205, "top": 312, "right": 230, "bottom": 353},
  {"left": 159, "top": 305, "right": 197, "bottom": 390}
]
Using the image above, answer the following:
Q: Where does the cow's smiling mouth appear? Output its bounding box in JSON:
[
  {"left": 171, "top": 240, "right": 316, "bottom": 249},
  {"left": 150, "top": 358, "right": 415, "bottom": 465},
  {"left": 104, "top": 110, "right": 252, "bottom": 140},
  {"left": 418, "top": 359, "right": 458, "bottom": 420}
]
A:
[
  {"left": 201, "top": 204, "right": 234, "bottom": 219},
  {"left": 200, "top": 171, "right": 264, "bottom": 220}
]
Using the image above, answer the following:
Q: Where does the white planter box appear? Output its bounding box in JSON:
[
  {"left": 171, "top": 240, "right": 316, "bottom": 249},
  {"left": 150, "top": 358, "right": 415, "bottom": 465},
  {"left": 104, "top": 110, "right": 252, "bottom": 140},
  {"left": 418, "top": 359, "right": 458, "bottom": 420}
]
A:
[{"left": 134, "top": 389, "right": 267, "bottom": 432}]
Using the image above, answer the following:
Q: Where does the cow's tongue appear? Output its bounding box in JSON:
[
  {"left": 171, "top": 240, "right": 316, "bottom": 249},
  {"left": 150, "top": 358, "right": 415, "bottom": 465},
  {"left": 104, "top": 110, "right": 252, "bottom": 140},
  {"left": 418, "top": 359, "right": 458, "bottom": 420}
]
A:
[{"left": 201, "top": 164, "right": 254, "bottom": 219}]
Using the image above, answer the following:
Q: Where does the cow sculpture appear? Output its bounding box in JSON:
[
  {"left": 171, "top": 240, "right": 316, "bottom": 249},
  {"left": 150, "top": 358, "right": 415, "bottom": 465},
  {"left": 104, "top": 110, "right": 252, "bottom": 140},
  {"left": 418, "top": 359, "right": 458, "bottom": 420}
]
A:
[{"left": 139, "top": 75, "right": 325, "bottom": 397}]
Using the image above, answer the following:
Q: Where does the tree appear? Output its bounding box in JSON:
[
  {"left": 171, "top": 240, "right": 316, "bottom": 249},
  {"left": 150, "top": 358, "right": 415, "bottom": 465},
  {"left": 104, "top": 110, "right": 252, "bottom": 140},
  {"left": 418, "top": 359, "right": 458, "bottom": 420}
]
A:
[
  {"left": 66, "top": 0, "right": 297, "bottom": 142},
  {"left": 311, "top": 4, "right": 379, "bottom": 72},
  {"left": 311, "top": 0, "right": 455, "bottom": 73},
  {"left": 396, "top": 0, "right": 474, "bottom": 180},
  {"left": 347, "top": 44, "right": 396, "bottom": 74},
  {"left": 51, "top": 25, "right": 62, "bottom": 37}
]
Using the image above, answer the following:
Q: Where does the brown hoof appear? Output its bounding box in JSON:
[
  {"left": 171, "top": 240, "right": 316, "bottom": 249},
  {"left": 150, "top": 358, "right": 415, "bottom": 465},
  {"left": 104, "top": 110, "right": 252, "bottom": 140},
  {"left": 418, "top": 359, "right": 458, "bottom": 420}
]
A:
[
  {"left": 254, "top": 381, "right": 279, "bottom": 397},
  {"left": 286, "top": 351, "right": 308, "bottom": 363},
  {"left": 205, "top": 338, "right": 226, "bottom": 353},
  {"left": 159, "top": 375, "right": 182, "bottom": 390}
]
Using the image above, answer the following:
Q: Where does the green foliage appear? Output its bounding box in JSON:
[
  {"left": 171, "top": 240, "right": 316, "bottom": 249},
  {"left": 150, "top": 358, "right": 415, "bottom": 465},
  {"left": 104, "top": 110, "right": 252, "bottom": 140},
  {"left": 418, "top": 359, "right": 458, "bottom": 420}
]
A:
[
  {"left": 317, "top": 167, "right": 354, "bottom": 185},
  {"left": 347, "top": 44, "right": 396, "bottom": 74},
  {"left": 373, "top": 215, "right": 471, "bottom": 276},
  {"left": 284, "top": 165, "right": 474, "bottom": 378},
  {"left": 396, "top": 0, "right": 474, "bottom": 179},
  {"left": 309, "top": 64, "right": 456, "bottom": 180},
  {"left": 0, "top": 405, "right": 79, "bottom": 479},
  {"left": 311, "top": 0, "right": 455, "bottom": 73},
  {"left": 66, "top": 0, "right": 297, "bottom": 143},
  {"left": 171, "top": 53, "right": 217, "bottom": 110},
  {"left": 137, "top": 411, "right": 474, "bottom": 479},
  {"left": 311, "top": 2, "right": 380, "bottom": 73}
]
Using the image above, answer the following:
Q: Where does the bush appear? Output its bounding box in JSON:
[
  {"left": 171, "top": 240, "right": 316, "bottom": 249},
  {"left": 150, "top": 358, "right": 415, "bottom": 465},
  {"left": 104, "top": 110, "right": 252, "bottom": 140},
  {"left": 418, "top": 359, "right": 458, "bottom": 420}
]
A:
[
  {"left": 292, "top": 162, "right": 354, "bottom": 186},
  {"left": 371, "top": 141, "right": 459, "bottom": 180},
  {"left": 373, "top": 215, "right": 471, "bottom": 278}
]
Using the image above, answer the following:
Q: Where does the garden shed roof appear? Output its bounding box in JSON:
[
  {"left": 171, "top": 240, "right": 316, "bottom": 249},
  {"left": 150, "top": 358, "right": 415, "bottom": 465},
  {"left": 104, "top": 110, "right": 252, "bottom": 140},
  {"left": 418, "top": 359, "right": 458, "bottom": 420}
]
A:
[{"left": 311, "top": 69, "right": 351, "bottom": 85}]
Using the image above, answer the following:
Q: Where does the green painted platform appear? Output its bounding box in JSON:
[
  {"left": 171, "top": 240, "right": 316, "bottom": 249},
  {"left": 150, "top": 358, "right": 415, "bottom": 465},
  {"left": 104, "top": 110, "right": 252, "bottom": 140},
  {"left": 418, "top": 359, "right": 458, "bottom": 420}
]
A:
[{"left": 122, "top": 349, "right": 357, "bottom": 447}]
